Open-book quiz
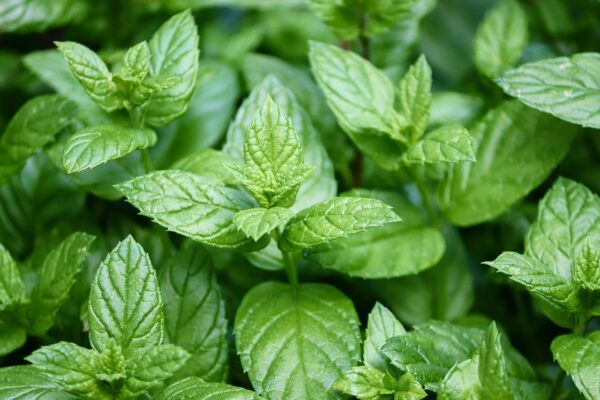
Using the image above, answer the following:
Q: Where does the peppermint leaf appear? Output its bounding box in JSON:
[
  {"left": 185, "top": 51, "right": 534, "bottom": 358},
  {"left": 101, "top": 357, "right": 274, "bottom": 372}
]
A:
[
  {"left": 62, "top": 125, "right": 157, "bottom": 173},
  {"left": 551, "top": 333, "right": 600, "bottom": 400},
  {"left": 364, "top": 302, "right": 405, "bottom": 371},
  {"left": 332, "top": 365, "right": 395, "bottom": 399},
  {"left": 155, "top": 377, "right": 260, "bottom": 400},
  {"left": 234, "top": 207, "right": 294, "bottom": 241},
  {"left": 0, "top": 244, "right": 26, "bottom": 310},
  {"left": 0, "top": 366, "right": 79, "bottom": 399},
  {"left": 0, "top": 316, "right": 26, "bottom": 357},
  {"left": 280, "top": 196, "right": 401, "bottom": 251},
  {"left": 89, "top": 236, "right": 164, "bottom": 358},
  {"left": 117, "top": 170, "right": 262, "bottom": 249},
  {"left": 473, "top": 0, "right": 528, "bottom": 79},
  {"left": 234, "top": 282, "right": 361, "bottom": 400},
  {"left": 402, "top": 124, "right": 475, "bottom": 164},
  {"left": 397, "top": 55, "right": 432, "bottom": 142},
  {"left": 121, "top": 41, "right": 150, "bottom": 82},
  {"left": 0, "top": 0, "right": 87, "bottom": 33},
  {"left": 574, "top": 242, "right": 600, "bottom": 292}
]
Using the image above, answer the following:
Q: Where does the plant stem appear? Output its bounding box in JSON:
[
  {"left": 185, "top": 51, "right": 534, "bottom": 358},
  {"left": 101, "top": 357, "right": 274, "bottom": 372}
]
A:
[
  {"left": 358, "top": 13, "right": 370, "bottom": 60},
  {"left": 141, "top": 149, "right": 153, "bottom": 173},
  {"left": 410, "top": 167, "right": 439, "bottom": 227},
  {"left": 282, "top": 250, "right": 299, "bottom": 287}
]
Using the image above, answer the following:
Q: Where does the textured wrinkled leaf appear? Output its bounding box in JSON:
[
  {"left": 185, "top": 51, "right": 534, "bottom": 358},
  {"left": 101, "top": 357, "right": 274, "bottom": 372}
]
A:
[
  {"left": 233, "top": 96, "right": 313, "bottom": 208},
  {"left": 551, "top": 334, "right": 600, "bottom": 400},
  {"left": 0, "top": 366, "right": 79, "bottom": 399},
  {"left": 498, "top": 53, "right": 600, "bottom": 128},
  {"left": 160, "top": 243, "right": 229, "bottom": 382},
  {"left": 234, "top": 282, "right": 361, "bottom": 400},
  {"left": 89, "top": 236, "right": 164, "bottom": 358},
  {"left": 155, "top": 377, "right": 260, "bottom": 400},
  {"left": 397, "top": 55, "right": 431, "bottom": 142},
  {"left": 145, "top": 10, "right": 199, "bottom": 126},
  {"left": 121, "top": 344, "right": 190, "bottom": 398},
  {"left": 62, "top": 125, "right": 157, "bottom": 173},
  {"left": 26, "top": 342, "right": 110, "bottom": 399},
  {"left": 332, "top": 365, "right": 395, "bottom": 398},
  {"left": 234, "top": 207, "right": 294, "bottom": 241},
  {"left": 310, "top": 41, "right": 406, "bottom": 170},
  {"left": 438, "top": 101, "right": 577, "bottom": 226},
  {"left": 574, "top": 242, "right": 600, "bottom": 292},
  {"left": 280, "top": 196, "right": 401, "bottom": 251},
  {"left": 121, "top": 41, "right": 150, "bottom": 82},
  {"left": 0, "top": 244, "right": 26, "bottom": 310},
  {"left": 117, "top": 170, "right": 261, "bottom": 249},
  {"left": 224, "top": 75, "right": 336, "bottom": 211},
  {"left": 402, "top": 124, "right": 474, "bottom": 164},
  {"left": 0, "top": 95, "right": 77, "bottom": 182},
  {"left": 56, "top": 41, "right": 123, "bottom": 112},
  {"left": 473, "top": 0, "right": 528, "bottom": 79},
  {"left": 0, "top": 0, "right": 87, "bottom": 33},
  {"left": 0, "top": 316, "right": 26, "bottom": 356},
  {"left": 27, "top": 232, "right": 94, "bottom": 336},
  {"left": 306, "top": 190, "right": 443, "bottom": 278},
  {"left": 364, "top": 302, "right": 405, "bottom": 371}
]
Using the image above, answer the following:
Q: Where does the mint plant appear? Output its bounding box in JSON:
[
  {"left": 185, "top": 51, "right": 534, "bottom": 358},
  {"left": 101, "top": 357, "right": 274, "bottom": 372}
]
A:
[{"left": 0, "top": 1, "right": 599, "bottom": 399}]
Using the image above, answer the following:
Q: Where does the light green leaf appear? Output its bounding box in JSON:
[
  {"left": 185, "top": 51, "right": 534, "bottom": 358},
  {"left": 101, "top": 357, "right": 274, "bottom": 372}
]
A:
[
  {"left": 402, "top": 124, "right": 475, "bottom": 164},
  {"left": 332, "top": 365, "right": 395, "bottom": 399},
  {"left": 25, "top": 342, "right": 110, "bottom": 400},
  {"left": 0, "top": 95, "right": 77, "bottom": 182},
  {"left": 363, "top": 302, "right": 406, "bottom": 371},
  {"left": 121, "top": 344, "right": 190, "bottom": 398},
  {"left": 121, "top": 41, "right": 150, "bottom": 82},
  {"left": 430, "top": 91, "right": 483, "bottom": 127},
  {"left": 395, "top": 373, "right": 429, "bottom": 400},
  {"left": 0, "top": 244, "right": 26, "bottom": 310},
  {"left": 94, "top": 339, "right": 126, "bottom": 384},
  {"left": 526, "top": 178, "right": 600, "bottom": 282},
  {"left": 172, "top": 149, "right": 238, "bottom": 185},
  {"left": 234, "top": 207, "right": 294, "bottom": 241},
  {"left": 0, "top": 366, "right": 79, "bottom": 399},
  {"left": 280, "top": 196, "right": 401, "bottom": 251},
  {"left": 155, "top": 377, "right": 260, "bottom": 400},
  {"left": 382, "top": 321, "right": 483, "bottom": 391},
  {"left": 397, "top": 55, "right": 432, "bottom": 142},
  {"left": 310, "top": 41, "right": 406, "bottom": 170},
  {"left": 574, "top": 242, "right": 600, "bottom": 292},
  {"left": 551, "top": 334, "right": 600, "bottom": 400},
  {"left": 223, "top": 75, "right": 336, "bottom": 212},
  {"left": 160, "top": 243, "right": 229, "bottom": 382},
  {"left": 498, "top": 53, "right": 600, "bottom": 128},
  {"left": 0, "top": 0, "right": 87, "bottom": 33},
  {"left": 62, "top": 125, "right": 157, "bottom": 173},
  {"left": 438, "top": 101, "right": 577, "bottom": 227},
  {"left": 89, "top": 236, "right": 164, "bottom": 358},
  {"left": 305, "top": 190, "right": 443, "bottom": 278},
  {"left": 55, "top": 41, "right": 123, "bottom": 112},
  {"left": 234, "top": 282, "right": 361, "bottom": 400},
  {"left": 232, "top": 96, "right": 314, "bottom": 208},
  {"left": 438, "top": 323, "right": 513, "bottom": 400},
  {"left": 473, "top": 0, "right": 528, "bottom": 79},
  {"left": 0, "top": 316, "right": 26, "bottom": 356},
  {"left": 27, "top": 232, "right": 95, "bottom": 336},
  {"left": 485, "top": 252, "right": 579, "bottom": 313},
  {"left": 145, "top": 10, "right": 200, "bottom": 127},
  {"left": 117, "top": 170, "right": 262, "bottom": 249}
]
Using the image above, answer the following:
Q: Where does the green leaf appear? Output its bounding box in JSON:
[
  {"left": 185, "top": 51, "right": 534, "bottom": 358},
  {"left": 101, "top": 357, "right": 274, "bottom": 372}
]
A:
[
  {"left": 402, "top": 124, "right": 475, "bottom": 164},
  {"left": 332, "top": 365, "right": 395, "bottom": 399},
  {"left": 94, "top": 339, "right": 126, "bottom": 384},
  {"left": 26, "top": 342, "right": 111, "bottom": 400},
  {"left": 55, "top": 41, "right": 123, "bottom": 112},
  {"left": 0, "top": 316, "right": 26, "bottom": 356},
  {"left": 89, "top": 236, "right": 164, "bottom": 358},
  {"left": 551, "top": 334, "right": 600, "bottom": 400},
  {"left": 117, "top": 170, "right": 262, "bottom": 249},
  {"left": 397, "top": 55, "right": 432, "bottom": 142},
  {"left": 234, "top": 207, "right": 294, "bottom": 241},
  {"left": 145, "top": 10, "right": 200, "bottom": 127},
  {"left": 172, "top": 149, "right": 238, "bottom": 185},
  {"left": 27, "top": 232, "right": 95, "bottom": 336},
  {"left": 309, "top": 41, "right": 406, "bottom": 170},
  {"left": 155, "top": 377, "right": 260, "bottom": 400},
  {"left": 280, "top": 196, "right": 401, "bottom": 251},
  {"left": 382, "top": 321, "right": 484, "bottom": 391},
  {"left": 473, "top": 0, "right": 528, "bottom": 79},
  {"left": 305, "top": 190, "right": 443, "bottom": 278},
  {"left": 0, "top": 244, "right": 26, "bottom": 310},
  {"left": 223, "top": 75, "right": 336, "bottom": 212},
  {"left": 438, "top": 323, "right": 513, "bottom": 400},
  {"left": 574, "top": 242, "right": 600, "bottom": 292},
  {"left": 160, "top": 243, "right": 229, "bottom": 382},
  {"left": 363, "top": 302, "right": 406, "bottom": 371},
  {"left": 121, "top": 41, "right": 150, "bottom": 82},
  {"left": 0, "top": 95, "right": 77, "bottom": 183},
  {"left": 438, "top": 101, "right": 577, "bottom": 227},
  {"left": 0, "top": 365, "right": 79, "bottom": 399},
  {"left": 62, "top": 125, "right": 157, "bottom": 173},
  {"left": 231, "top": 96, "right": 314, "bottom": 208},
  {"left": 498, "top": 53, "right": 600, "bottom": 128},
  {"left": 234, "top": 282, "right": 361, "bottom": 400},
  {"left": 121, "top": 344, "right": 190, "bottom": 398},
  {"left": 0, "top": 0, "right": 88, "bottom": 33}
]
